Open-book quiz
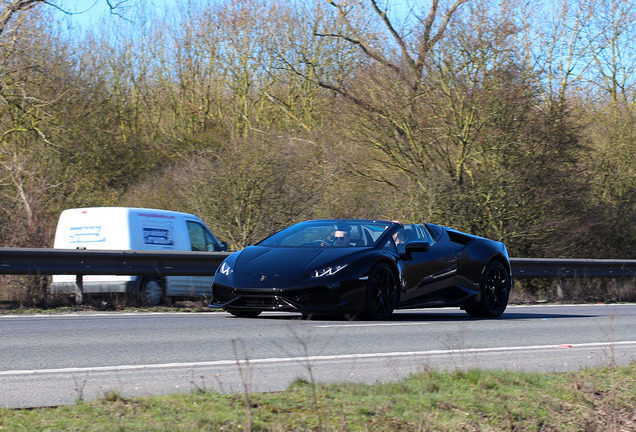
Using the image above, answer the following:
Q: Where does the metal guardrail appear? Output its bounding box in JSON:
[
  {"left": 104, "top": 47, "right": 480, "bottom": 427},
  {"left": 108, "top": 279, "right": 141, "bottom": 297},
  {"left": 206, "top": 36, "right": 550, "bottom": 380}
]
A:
[
  {"left": 0, "top": 248, "right": 634, "bottom": 279},
  {"left": 510, "top": 258, "right": 636, "bottom": 279},
  {"left": 0, "top": 248, "right": 229, "bottom": 276}
]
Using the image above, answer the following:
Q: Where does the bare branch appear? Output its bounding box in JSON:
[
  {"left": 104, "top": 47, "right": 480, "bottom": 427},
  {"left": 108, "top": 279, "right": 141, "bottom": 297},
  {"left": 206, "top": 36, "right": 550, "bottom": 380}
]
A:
[
  {"left": 0, "top": 0, "right": 45, "bottom": 36},
  {"left": 322, "top": 0, "right": 401, "bottom": 74},
  {"left": 415, "top": 0, "right": 470, "bottom": 72},
  {"left": 369, "top": 0, "right": 417, "bottom": 72},
  {"left": 314, "top": 31, "right": 401, "bottom": 74}
]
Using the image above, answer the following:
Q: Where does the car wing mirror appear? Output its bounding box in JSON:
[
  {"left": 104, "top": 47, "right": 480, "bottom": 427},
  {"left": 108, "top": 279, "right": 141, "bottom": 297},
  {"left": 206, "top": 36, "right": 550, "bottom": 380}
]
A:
[{"left": 402, "top": 241, "right": 431, "bottom": 260}]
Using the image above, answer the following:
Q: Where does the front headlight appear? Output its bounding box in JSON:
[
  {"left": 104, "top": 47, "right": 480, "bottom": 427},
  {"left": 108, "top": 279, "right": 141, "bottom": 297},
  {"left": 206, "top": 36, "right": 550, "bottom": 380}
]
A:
[
  {"left": 219, "top": 261, "right": 232, "bottom": 276},
  {"left": 311, "top": 264, "right": 348, "bottom": 278}
]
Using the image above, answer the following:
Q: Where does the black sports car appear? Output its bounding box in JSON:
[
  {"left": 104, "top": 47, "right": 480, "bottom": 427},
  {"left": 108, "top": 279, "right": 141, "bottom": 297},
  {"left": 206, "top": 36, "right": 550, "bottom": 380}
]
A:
[{"left": 210, "top": 219, "right": 512, "bottom": 319}]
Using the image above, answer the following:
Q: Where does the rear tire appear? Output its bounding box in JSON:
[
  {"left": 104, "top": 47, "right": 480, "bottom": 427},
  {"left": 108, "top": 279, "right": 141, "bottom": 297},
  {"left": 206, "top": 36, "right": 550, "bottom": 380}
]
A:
[{"left": 465, "top": 261, "right": 510, "bottom": 318}]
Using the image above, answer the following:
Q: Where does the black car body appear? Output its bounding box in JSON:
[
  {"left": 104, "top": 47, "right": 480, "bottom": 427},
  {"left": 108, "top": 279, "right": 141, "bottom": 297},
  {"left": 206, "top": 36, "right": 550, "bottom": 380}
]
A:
[{"left": 210, "top": 219, "right": 512, "bottom": 319}]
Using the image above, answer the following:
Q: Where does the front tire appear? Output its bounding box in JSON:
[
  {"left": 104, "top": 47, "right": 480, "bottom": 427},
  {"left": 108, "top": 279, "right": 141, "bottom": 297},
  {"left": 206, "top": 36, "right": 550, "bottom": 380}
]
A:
[
  {"left": 363, "top": 263, "right": 399, "bottom": 320},
  {"left": 140, "top": 278, "right": 164, "bottom": 306},
  {"left": 465, "top": 261, "right": 510, "bottom": 318}
]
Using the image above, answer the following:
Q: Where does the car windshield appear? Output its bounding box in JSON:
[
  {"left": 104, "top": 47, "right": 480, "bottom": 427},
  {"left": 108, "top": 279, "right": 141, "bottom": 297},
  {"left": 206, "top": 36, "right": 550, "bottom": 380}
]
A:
[{"left": 259, "top": 220, "right": 393, "bottom": 248}]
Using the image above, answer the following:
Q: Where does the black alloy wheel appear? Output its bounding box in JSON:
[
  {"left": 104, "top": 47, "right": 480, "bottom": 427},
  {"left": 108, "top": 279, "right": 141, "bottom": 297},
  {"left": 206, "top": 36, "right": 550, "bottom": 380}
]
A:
[
  {"left": 364, "top": 263, "right": 399, "bottom": 320},
  {"left": 465, "top": 261, "right": 510, "bottom": 318}
]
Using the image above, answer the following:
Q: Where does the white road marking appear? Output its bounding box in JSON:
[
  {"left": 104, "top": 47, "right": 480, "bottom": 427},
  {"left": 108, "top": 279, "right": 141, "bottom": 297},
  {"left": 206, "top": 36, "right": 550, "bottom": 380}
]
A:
[
  {"left": 0, "top": 303, "right": 633, "bottom": 319},
  {"left": 315, "top": 322, "right": 431, "bottom": 328},
  {"left": 2, "top": 341, "right": 635, "bottom": 377},
  {"left": 0, "top": 312, "right": 185, "bottom": 318}
]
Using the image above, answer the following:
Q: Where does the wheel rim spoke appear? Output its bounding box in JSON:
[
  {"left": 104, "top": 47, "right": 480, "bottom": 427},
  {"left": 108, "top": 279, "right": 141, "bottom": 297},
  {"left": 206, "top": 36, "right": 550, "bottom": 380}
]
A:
[
  {"left": 486, "top": 267, "right": 508, "bottom": 309},
  {"left": 371, "top": 269, "right": 394, "bottom": 315}
]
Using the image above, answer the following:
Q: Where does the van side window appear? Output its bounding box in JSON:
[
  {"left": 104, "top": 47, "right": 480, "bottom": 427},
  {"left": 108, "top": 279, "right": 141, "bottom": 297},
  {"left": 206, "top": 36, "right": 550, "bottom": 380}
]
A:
[{"left": 187, "top": 221, "right": 218, "bottom": 251}]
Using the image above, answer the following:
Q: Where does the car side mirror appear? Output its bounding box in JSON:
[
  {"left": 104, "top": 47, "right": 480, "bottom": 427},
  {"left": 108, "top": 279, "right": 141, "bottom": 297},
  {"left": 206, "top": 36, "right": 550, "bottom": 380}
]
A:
[
  {"left": 402, "top": 241, "right": 431, "bottom": 260},
  {"left": 219, "top": 241, "right": 229, "bottom": 252},
  {"left": 405, "top": 241, "right": 431, "bottom": 253}
]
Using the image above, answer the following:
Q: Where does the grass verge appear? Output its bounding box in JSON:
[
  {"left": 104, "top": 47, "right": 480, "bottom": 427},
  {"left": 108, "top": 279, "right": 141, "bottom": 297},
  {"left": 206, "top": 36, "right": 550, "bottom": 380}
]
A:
[{"left": 1, "top": 365, "right": 634, "bottom": 431}]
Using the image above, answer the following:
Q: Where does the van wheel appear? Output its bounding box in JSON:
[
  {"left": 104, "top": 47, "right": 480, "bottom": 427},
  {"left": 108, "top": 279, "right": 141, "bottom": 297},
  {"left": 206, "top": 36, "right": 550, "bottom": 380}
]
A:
[{"left": 141, "top": 278, "right": 163, "bottom": 306}]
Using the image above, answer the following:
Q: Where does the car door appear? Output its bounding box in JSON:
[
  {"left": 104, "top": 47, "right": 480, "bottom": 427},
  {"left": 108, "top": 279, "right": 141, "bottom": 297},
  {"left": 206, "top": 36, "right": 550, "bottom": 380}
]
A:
[
  {"left": 399, "top": 242, "right": 458, "bottom": 306},
  {"left": 398, "top": 225, "right": 460, "bottom": 306}
]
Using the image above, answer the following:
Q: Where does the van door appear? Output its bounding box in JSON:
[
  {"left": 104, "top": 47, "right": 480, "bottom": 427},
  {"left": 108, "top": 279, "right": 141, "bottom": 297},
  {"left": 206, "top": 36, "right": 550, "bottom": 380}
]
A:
[{"left": 185, "top": 220, "right": 220, "bottom": 295}]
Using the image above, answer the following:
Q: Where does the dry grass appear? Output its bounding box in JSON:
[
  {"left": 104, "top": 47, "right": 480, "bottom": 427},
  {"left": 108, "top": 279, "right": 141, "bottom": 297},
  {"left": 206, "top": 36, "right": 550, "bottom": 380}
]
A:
[
  {"left": 2, "top": 276, "right": 634, "bottom": 313},
  {"left": 1, "top": 365, "right": 634, "bottom": 431}
]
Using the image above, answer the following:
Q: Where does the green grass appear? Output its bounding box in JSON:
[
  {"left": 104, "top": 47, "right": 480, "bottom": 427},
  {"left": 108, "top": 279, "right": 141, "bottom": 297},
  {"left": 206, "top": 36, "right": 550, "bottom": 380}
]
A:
[{"left": 1, "top": 365, "right": 634, "bottom": 431}]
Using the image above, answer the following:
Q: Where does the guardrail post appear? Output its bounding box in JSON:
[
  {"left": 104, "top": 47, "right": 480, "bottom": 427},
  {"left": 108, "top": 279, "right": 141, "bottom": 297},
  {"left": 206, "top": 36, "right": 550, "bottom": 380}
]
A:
[
  {"left": 555, "top": 276, "right": 564, "bottom": 300},
  {"left": 74, "top": 274, "right": 83, "bottom": 305}
]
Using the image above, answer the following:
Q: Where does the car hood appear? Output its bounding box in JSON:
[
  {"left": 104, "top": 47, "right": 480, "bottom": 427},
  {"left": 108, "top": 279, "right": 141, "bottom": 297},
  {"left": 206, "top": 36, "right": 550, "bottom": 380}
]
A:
[{"left": 229, "top": 245, "right": 362, "bottom": 287}]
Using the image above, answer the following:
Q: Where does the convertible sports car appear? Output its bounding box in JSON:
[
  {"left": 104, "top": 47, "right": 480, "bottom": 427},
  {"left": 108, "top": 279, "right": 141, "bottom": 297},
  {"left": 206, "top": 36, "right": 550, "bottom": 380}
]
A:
[{"left": 210, "top": 219, "right": 512, "bottom": 319}]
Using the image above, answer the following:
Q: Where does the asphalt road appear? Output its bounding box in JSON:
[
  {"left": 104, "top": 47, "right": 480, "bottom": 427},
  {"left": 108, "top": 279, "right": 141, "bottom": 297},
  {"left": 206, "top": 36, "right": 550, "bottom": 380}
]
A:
[{"left": 1, "top": 304, "right": 635, "bottom": 408}]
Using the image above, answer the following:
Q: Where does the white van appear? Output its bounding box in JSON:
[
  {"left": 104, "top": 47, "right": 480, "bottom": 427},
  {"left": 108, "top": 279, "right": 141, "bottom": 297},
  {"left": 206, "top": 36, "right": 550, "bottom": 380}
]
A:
[{"left": 50, "top": 207, "right": 227, "bottom": 305}]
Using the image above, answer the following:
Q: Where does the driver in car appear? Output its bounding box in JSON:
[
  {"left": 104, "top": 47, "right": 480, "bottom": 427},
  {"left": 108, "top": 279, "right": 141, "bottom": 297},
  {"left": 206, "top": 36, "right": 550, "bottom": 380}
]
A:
[{"left": 333, "top": 225, "right": 352, "bottom": 246}]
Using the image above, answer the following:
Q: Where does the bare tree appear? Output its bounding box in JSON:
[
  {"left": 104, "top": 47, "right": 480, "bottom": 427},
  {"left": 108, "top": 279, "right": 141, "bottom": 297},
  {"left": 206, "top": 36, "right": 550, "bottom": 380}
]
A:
[
  {"left": 576, "top": 0, "right": 636, "bottom": 257},
  {"left": 0, "top": 0, "right": 42, "bottom": 36},
  {"left": 0, "top": 0, "right": 133, "bottom": 35},
  {"left": 269, "top": 0, "right": 590, "bottom": 256}
]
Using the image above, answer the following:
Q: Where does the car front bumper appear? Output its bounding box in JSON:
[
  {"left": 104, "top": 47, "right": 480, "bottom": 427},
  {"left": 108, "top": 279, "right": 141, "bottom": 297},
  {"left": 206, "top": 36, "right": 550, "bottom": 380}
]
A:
[{"left": 210, "top": 278, "right": 367, "bottom": 313}]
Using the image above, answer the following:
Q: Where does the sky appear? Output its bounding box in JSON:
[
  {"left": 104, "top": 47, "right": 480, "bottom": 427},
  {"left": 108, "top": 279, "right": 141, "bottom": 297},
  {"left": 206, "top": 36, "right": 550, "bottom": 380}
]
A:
[
  {"left": 61, "top": 0, "right": 173, "bottom": 29},
  {"left": 61, "top": 0, "right": 413, "bottom": 31}
]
